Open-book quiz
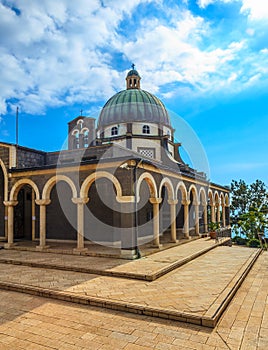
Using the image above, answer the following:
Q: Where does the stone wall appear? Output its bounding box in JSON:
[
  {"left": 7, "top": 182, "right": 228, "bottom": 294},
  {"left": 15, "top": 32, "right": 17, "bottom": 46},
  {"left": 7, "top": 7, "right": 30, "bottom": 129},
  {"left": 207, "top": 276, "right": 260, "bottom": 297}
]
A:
[
  {"left": 0, "top": 145, "right": 10, "bottom": 168},
  {"left": 17, "top": 147, "right": 46, "bottom": 168}
]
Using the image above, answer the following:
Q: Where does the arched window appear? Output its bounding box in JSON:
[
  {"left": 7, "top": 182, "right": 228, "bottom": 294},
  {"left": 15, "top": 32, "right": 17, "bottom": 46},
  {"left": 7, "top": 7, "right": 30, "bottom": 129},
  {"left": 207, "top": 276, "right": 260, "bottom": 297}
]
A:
[
  {"left": 111, "top": 126, "right": 118, "bottom": 136},
  {"left": 72, "top": 130, "right": 80, "bottom": 149},
  {"left": 77, "top": 119, "right": 84, "bottom": 129},
  {"left": 142, "top": 125, "right": 150, "bottom": 134},
  {"left": 83, "top": 129, "right": 89, "bottom": 148}
]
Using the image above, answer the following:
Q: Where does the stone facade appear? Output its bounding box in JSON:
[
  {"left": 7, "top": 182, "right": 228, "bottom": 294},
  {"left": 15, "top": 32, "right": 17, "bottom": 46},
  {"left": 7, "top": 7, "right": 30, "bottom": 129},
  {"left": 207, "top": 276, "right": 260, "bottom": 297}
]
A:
[{"left": 0, "top": 69, "right": 230, "bottom": 256}]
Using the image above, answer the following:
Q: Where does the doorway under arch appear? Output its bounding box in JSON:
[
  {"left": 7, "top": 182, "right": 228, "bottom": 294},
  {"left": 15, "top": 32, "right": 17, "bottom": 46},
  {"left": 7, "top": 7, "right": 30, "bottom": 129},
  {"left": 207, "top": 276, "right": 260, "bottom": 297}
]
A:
[
  {"left": 14, "top": 185, "right": 37, "bottom": 241},
  {"left": 0, "top": 166, "right": 5, "bottom": 238}
]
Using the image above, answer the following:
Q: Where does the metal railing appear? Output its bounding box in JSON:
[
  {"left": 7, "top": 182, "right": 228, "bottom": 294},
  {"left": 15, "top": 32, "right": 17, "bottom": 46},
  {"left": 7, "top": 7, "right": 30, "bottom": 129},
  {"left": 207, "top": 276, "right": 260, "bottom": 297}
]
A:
[{"left": 215, "top": 228, "right": 232, "bottom": 245}]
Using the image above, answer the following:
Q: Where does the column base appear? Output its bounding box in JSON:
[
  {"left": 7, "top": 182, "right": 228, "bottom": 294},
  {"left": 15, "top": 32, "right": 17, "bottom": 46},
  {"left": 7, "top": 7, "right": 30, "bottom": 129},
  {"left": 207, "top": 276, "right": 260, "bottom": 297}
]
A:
[
  {"left": 170, "top": 239, "right": 178, "bottom": 244},
  {"left": 73, "top": 247, "right": 88, "bottom": 254},
  {"left": 200, "top": 233, "right": 209, "bottom": 238},
  {"left": 151, "top": 243, "right": 163, "bottom": 249},
  {"left": 4, "top": 243, "right": 17, "bottom": 249},
  {"left": 36, "top": 245, "right": 50, "bottom": 251},
  {"left": 120, "top": 249, "right": 139, "bottom": 260}
]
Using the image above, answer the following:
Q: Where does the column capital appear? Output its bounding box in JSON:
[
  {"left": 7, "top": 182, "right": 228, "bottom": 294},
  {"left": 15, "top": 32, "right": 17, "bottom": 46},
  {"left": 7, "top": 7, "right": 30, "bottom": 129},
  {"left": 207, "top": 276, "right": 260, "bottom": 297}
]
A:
[
  {"left": 72, "top": 197, "right": 89, "bottom": 205},
  {"left": 201, "top": 201, "right": 207, "bottom": 207},
  {"left": 181, "top": 200, "right": 190, "bottom": 206},
  {"left": 4, "top": 201, "right": 18, "bottom": 207},
  {"left": 193, "top": 201, "right": 200, "bottom": 206},
  {"left": 167, "top": 199, "right": 178, "bottom": 205},
  {"left": 149, "top": 197, "right": 162, "bottom": 205},
  {"left": 116, "top": 195, "right": 135, "bottom": 203},
  {"left": 35, "top": 199, "right": 51, "bottom": 206}
]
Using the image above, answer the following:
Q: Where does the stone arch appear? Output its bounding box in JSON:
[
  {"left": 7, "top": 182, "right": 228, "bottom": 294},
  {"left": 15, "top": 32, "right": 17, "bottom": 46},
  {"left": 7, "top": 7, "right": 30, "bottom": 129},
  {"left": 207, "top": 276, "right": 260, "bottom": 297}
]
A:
[
  {"left": 9, "top": 179, "right": 40, "bottom": 242},
  {"left": 214, "top": 191, "right": 221, "bottom": 224},
  {"left": 136, "top": 172, "right": 158, "bottom": 200},
  {"left": 220, "top": 192, "right": 225, "bottom": 226},
  {"left": 44, "top": 176, "right": 77, "bottom": 241},
  {"left": 175, "top": 181, "right": 187, "bottom": 202},
  {"left": 0, "top": 159, "right": 8, "bottom": 202},
  {"left": 42, "top": 175, "right": 77, "bottom": 200},
  {"left": 220, "top": 192, "right": 225, "bottom": 207},
  {"left": 214, "top": 191, "right": 220, "bottom": 205},
  {"left": 188, "top": 184, "right": 199, "bottom": 235},
  {"left": 188, "top": 184, "right": 199, "bottom": 204},
  {"left": 199, "top": 187, "right": 207, "bottom": 205},
  {"left": 10, "top": 179, "right": 40, "bottom": 201},
  {"left": 199, "top": 187, "right": 208, "bottom": 234},
  {"left": 159, "top": 178, "right": 175, "bottom": 200},
  {"left": 80, "top": 171, "right": 122, "bottom": 199},
  {"left": 208, "top": 189, "right": 214, "bottom": 205},
  {"left": 225, "top": 193, "right": 229, "bottom": 206}
]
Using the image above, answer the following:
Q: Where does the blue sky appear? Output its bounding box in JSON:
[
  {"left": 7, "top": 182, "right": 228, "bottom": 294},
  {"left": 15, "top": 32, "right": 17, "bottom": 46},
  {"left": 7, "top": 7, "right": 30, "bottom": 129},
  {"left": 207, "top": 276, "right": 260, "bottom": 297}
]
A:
[{"left": 0, "top": 0, "right": 267, "bottom": 186}]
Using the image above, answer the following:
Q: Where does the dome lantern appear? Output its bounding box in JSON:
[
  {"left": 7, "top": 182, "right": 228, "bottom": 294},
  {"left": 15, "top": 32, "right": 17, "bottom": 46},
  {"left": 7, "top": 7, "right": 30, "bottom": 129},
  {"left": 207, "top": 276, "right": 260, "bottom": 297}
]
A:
[{"left": 126, "top": 63, "right": 141, "bottom": 90}]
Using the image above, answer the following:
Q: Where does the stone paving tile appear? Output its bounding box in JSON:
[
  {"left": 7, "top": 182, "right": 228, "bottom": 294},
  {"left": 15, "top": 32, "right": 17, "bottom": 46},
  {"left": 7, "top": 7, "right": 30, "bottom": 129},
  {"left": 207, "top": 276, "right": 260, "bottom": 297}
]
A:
[
  {"left": 0, "top": 246, "right": 259, "bottom": 319},
  {"left": 0, "top": 238, "right": 222, "bottom": 279},
  {"left": 0, "top": 252, "right": 267, "bottom": 349}
]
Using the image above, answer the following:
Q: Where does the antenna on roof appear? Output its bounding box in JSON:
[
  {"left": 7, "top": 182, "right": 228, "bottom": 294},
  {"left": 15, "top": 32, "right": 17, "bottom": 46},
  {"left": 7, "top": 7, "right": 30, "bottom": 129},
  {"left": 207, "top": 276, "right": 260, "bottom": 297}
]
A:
[{"left": 16, "top": 106, "right": 19, "bottom": 167}]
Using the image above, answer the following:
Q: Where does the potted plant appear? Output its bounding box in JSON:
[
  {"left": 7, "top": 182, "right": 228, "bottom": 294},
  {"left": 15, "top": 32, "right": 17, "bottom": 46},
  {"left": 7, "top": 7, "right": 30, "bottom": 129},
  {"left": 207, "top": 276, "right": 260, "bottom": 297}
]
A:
[{"left": 208, "top": 222, "right": 220, "bottom": 239}]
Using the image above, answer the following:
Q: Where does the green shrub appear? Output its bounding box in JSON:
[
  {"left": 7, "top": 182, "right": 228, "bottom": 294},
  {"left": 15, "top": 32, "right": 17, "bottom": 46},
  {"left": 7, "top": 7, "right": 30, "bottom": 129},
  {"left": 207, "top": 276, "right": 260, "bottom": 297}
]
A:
[
  {"left": 232, "top": 235, "right": 247, "bottom": 245},
  {"left": 247, "top": 238, "right": 260, "bottom": 248}
]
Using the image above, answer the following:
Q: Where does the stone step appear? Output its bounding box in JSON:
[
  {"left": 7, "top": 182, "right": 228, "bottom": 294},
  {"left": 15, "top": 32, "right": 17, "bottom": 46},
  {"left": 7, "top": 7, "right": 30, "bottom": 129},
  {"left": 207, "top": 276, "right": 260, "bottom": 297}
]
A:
[
  {"left": 0, "top": 237, "right": 231, "bottom": 281},
  {"left": 0, "top": 246, "right": 261, "bottom": 328}
]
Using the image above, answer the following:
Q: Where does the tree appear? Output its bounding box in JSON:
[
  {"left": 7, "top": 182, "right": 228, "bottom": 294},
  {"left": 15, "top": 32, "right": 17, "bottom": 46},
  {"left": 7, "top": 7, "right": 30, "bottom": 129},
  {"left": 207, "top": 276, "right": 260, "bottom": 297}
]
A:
[
  {"left": 230, "top": 179, "right": 268, "bottom": 239},
  {"left": 238, "top": 207, "right": 268, "bottom": 240},
  {"left": 230, "top": 180, "right": 249, "bottom": 217}
]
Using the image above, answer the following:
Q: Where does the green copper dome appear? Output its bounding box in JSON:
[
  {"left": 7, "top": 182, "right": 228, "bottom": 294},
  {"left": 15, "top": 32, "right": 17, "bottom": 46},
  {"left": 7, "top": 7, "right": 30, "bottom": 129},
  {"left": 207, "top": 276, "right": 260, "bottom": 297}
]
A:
[{"left": 98, "top": 89, "right": 171, "bottom": 128}]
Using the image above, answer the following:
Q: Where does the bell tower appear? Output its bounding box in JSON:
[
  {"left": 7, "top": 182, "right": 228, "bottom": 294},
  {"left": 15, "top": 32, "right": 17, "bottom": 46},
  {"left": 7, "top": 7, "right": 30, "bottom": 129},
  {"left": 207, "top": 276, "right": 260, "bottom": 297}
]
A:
[{"left": 126, "top": 64, "right": 141, "bottom": 90}]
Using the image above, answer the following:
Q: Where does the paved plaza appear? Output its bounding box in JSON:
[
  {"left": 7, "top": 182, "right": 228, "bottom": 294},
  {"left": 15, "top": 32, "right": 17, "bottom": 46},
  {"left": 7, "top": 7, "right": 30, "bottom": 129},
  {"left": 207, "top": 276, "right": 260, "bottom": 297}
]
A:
[{"left": 0, "top": 239, "right": 267, "bottom": 349}]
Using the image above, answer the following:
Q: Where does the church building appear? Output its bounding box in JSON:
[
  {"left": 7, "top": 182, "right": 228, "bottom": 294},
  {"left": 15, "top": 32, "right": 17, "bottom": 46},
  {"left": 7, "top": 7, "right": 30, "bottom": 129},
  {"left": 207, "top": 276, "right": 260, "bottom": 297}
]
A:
[{"left": 0, "top": 67, "right": 230, "bottom": 258}]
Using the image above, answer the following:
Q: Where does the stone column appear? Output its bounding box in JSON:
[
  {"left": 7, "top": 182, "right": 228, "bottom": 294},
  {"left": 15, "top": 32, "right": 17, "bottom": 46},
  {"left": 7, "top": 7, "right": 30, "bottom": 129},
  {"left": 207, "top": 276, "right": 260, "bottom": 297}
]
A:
[
  {"left": 202, "top": 202, "right": 208, "bottom": 233},
  {"left": 194, "top": 201, "right": 200, "bottom": 235},
  {"left": 225, "top": 206, "right": 230, "bottom": 227},
  {"left": 149, "top": 198, "right": 162, "bottom": 248},
  {"left": 4, "top": 206, "right": 8, "bottom": 240},
  {"left": 4, "top": 201, "right": 18, "bottom": 248},
  {"left": 182, "top": 200, "right": 190, "bottom": 239},
  {"left": 72, "top": 197, "right": 89, "bottom": 252},
  {"left": 168, "top": 199, "right": 178, "bottom": 243},
  {"left": 211, "top": 203, "right": 216, "bottom": 223},
  {"left": 31, "top": 189, "right": 36, "bottom": 241},
  {"left": 222, "top": 205, "right": 226, "bottom": 227},
  {"left": 216, "top": 202, "right": 221, "bottom": 224},
  {"left": 120, "top": 201, "right": 137, "bottom": 259},
  {"left": 35, "top": 199, "right": 51, "bottom": 250}
]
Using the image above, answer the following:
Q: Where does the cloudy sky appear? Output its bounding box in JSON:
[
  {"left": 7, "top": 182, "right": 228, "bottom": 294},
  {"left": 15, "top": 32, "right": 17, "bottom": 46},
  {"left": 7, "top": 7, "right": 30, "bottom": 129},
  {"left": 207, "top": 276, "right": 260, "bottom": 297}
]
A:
[{"left": 0, "top": 0, "right": 267, "bottom": 186}]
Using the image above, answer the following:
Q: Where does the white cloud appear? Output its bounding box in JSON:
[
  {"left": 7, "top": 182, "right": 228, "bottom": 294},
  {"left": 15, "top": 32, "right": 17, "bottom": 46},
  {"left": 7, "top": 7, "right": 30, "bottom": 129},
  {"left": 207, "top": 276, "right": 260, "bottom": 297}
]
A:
[
  {"left": 0, "top": 0, "right": 153, "bottom": 114},
  {"left": 197, "top": 0, "right": 234, "bottom": 9},
  {"left": 197, "top": 0, "right": 268, "bottom": 20},
  {"left": 0, "top": 0, "right": 267, "bottom": 116},
  {"left": 240, "top": 0, "right": 268, "bottom": 20},
  {"left": 117, "top": 10, "right": 251, "bottom": 97}
]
